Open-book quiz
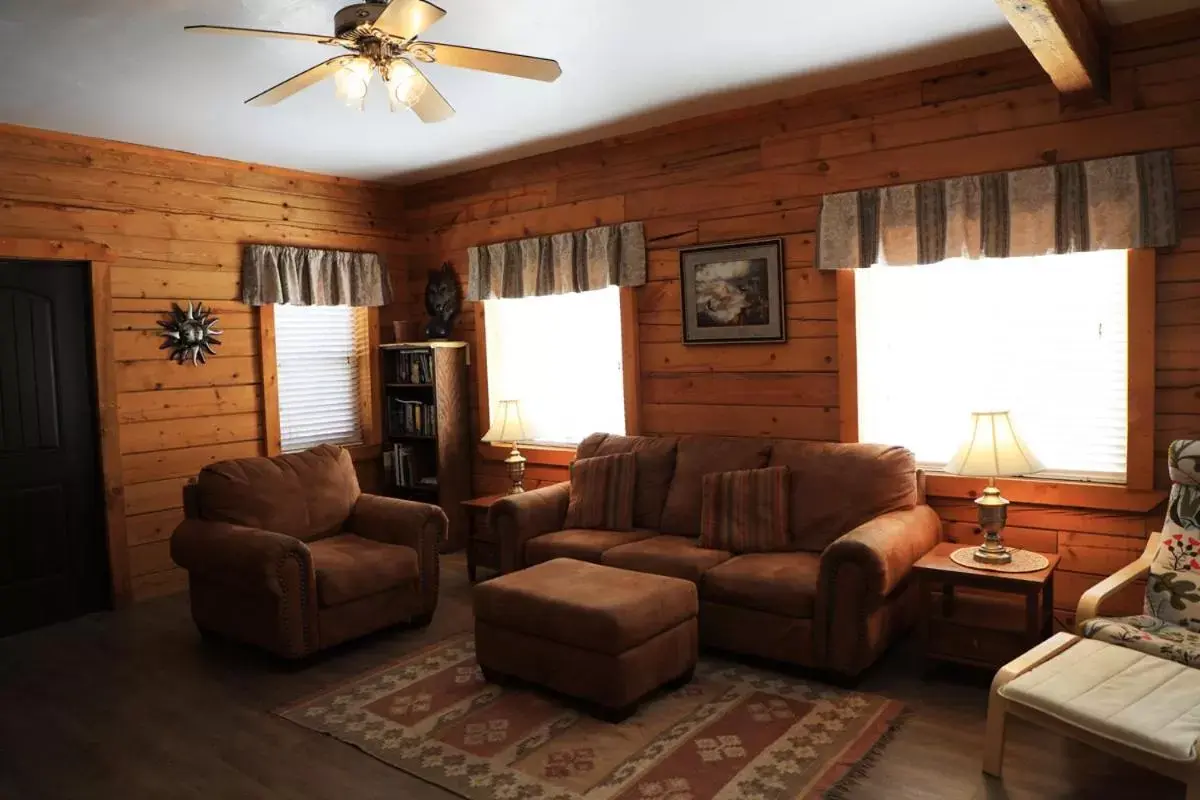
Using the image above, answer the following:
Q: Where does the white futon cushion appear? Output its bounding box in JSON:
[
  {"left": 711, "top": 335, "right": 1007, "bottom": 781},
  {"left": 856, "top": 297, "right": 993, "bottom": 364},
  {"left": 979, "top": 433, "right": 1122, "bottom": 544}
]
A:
[{"left": 1000, "top": 637, "right": 1200, "bottom": 762}]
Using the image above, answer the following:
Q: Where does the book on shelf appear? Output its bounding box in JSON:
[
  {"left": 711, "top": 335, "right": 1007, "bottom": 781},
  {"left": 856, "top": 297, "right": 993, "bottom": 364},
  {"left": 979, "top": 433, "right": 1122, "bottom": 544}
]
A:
[
  {"left": 389, "top": 398, "right": 436, "bottom": 437},
  {"left": 388, "top": 443, "right": 421, "bottom": 488},
  {"left": 393, "top": 350, "right": 433, "bottom": 385}
]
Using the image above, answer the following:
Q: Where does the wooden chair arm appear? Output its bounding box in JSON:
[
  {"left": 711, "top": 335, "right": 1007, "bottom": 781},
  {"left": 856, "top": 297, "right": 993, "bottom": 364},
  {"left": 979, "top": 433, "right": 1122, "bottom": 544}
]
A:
[{"left": 1073, "top": 531, "right": 1161, "bottom": 631}]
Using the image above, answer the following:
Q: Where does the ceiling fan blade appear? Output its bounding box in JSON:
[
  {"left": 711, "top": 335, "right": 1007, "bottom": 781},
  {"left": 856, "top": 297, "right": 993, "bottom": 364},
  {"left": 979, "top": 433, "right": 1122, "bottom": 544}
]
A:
[
  {"left": 374, "top": 0, "right": 446, "bottom": 41},
  {"left": 185, "top": 25, "right": 342, "bottom": 46},
  {"left": 246, "top": 55, "right": 357, "bottom": 107},
  {"left": 419, "top": 42, "right": 562, "bottom": 82},
  {"left": 408, "top": 65, "right": 455, "bottom": 123}
]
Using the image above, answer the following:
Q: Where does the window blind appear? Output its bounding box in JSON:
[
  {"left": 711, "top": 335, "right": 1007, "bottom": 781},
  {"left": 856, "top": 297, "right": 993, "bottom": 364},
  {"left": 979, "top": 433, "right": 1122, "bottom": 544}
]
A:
[
  {"left": 854, "top": 250, "right": 1128, "bottom": 482},
  {"left": 275, "top": 304, "right": 366, "bottom": 453},
  {"left": 484, "top": 286, "right": 625, "bottom": 446}
]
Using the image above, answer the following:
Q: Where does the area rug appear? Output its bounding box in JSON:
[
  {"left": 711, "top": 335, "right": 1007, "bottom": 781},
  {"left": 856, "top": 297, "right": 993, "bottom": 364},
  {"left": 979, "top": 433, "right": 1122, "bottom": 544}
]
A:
[{"left": 277, "top": 634, "right": 906, "bottom": 799}]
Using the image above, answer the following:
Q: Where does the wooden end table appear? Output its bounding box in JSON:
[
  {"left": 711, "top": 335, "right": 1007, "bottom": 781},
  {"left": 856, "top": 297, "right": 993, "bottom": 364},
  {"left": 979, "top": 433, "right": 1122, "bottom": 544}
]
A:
[
  {"left": 462, "top": 494, "right": 506, "bottom": 583},
  {"left": 913, "top": 542, "right": 1060, "bottom": 671}
]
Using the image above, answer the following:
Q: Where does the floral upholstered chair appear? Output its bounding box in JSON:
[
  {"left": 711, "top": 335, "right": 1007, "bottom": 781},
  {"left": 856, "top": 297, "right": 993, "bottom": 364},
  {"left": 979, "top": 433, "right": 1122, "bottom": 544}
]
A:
[{"left": 1076, "top": 440, "right": 1200, "bottom": 668}]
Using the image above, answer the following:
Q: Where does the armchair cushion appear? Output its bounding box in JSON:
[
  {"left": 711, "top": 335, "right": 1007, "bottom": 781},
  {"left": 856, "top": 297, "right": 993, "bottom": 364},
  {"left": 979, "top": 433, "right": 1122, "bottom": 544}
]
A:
[
  {"left": 308, "top": 534, "right": 419, "bottom": 607},
  {"left": 524, "top": 528, "right": 656, "bottom": 565},
  {"left": 564, "top": 453, "right": 637, "bottom": 531},
  {"left": 701, "top": 552, "right": 820, "bottom": 618},
  {"left": 194, "top": 445, "right": 360, "bottom": 541},
  {"left": 1080, "top": 615, "right": 1200, "bottom": 668}
]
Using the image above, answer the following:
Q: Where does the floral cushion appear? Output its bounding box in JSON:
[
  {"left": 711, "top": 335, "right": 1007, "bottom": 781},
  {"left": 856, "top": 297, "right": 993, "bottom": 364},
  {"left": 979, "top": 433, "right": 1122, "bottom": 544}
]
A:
[
  {"left": 1145, "top": 440, "right": 1200, "bottom": 631},
  {"left": 1080, "top": 615, "right": 1200, "bottom": 668}
]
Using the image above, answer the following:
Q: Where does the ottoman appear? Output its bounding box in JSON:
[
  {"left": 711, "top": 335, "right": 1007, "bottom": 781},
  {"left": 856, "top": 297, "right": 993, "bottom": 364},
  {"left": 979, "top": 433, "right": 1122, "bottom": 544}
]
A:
[
  {"left": 984, "top": 632, "right": 1200, "bottom": 798},
  {"left": 473, "top": 557, "right": 698, "bottom": 721}
]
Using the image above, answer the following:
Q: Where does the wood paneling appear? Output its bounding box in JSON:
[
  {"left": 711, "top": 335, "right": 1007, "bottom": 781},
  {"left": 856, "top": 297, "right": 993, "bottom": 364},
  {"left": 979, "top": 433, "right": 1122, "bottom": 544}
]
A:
[
  {"left": 0, "top": 125, "right": 406, "bottom": 601},
  {"left": 396, "top": 10, "right": 1200, "bottom": 606}
]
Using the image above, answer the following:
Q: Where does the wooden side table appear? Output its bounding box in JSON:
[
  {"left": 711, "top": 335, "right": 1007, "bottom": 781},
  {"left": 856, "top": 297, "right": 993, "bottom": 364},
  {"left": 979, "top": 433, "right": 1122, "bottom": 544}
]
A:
[
  {"left": 462, "top": 494, "right": 506, "bottom": 583},
  {"left": 913, "top": 542, "right": 1060, "bottom": 670}
]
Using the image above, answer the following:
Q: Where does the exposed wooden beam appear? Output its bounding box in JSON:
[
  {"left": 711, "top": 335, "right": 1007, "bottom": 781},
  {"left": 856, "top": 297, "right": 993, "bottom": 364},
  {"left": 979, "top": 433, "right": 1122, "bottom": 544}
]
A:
[{"left": 995, "top": 0, "right": 1110, "bottom": 103}]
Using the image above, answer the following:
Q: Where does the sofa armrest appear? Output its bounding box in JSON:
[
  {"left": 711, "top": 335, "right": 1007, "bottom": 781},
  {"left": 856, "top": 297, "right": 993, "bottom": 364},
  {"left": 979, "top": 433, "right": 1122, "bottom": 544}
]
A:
[
  {"left": 821, "top": 505, "right": 942, "bottom": 600},
  {"left": 816, "top": 504, "right": 941, "bottom": 677},
  {"left": 348, "top": 494, "right": 445, "bottom": 614},
  {"left": 171, "top": 518, "right": 314, "bottom": 595},
  {"left": 490, "top": 481, "right": 571, "bottom": 573},
  {"left": 1075, "top": 531, "right": 1159, "bottom": 630}
]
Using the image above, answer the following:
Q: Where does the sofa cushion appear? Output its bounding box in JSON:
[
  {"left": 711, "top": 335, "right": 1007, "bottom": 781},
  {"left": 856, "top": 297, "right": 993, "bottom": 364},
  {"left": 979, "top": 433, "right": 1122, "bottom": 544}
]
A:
[
  {"left": 601, "top": 535, "right": 732, "bottom": 582},
  {"left": 308, "top": 534, "right": 419, "bottom": 607},
  {"left": 564, "top": 453, "right": 637, "bottom": 531},
  {"left": 699, "top": 466, "right": 790, "bottom": 553},
  {"left": 701, "top": 552, "right": 820, "bottom": 618},
  {"left": 196, "top": 444, "right": 360, "bottom": 541},
  {"left": 474, "top": 558, "right": 698, "bottom": 656},
  {"left": 524, "top": 528, "right": 657, "bottom": 566},
  {"left": 768, "top": 441, "right": 917, "bottom": 552},
  {"left": 659, "top": 436, "right": 772, "bottom": 536},
  {"left": 576, "top": 433, "right": 678, "bottom": 530}
]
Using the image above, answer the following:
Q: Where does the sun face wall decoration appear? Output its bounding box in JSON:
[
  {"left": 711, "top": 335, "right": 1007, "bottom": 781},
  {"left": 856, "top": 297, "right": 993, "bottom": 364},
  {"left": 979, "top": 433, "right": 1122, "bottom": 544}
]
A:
[{"left": 159, "top": 301, "right": 223, "bottom": 365}]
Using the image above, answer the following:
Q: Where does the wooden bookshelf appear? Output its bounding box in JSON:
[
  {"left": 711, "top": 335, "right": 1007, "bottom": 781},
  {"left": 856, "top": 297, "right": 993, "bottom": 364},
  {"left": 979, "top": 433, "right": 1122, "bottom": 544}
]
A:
[{"left": 380, "top": 341, "right": 471, "bottom": 553}]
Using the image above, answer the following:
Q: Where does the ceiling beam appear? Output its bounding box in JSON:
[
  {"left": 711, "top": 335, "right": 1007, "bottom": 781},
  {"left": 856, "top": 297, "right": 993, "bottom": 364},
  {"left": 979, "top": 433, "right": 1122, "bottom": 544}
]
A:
[{"left": 994, "top": 0, "right": 1110, "bottom": 103}]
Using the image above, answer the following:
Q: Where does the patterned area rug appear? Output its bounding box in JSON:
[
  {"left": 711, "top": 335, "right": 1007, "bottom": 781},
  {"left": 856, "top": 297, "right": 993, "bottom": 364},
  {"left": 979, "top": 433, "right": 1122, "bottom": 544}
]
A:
[{"left": 277, "top": 634, "right": 906, "bottom": 799}]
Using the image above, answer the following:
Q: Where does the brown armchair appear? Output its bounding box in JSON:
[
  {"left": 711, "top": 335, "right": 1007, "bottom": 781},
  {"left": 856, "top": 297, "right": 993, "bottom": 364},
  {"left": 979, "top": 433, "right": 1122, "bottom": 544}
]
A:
[{"left": 171, "top": 445, "right": 445, "bottom": 658}]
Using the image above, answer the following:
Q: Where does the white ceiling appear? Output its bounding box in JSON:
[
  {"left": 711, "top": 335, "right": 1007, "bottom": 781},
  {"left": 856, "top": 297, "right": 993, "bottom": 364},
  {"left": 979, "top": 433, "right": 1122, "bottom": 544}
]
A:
[{"left": 0, "top": 0, "right": 1196, "bottom": 183}]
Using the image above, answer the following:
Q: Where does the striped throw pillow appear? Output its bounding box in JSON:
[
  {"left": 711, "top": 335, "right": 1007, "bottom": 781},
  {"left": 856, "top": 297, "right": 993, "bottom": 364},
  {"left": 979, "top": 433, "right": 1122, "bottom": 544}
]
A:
[
  {"left": 564, "top": 453, "right": 637, "bottom": 531},
  {"left": 699, "top": 466, "right": 791, "bottom": 553}
]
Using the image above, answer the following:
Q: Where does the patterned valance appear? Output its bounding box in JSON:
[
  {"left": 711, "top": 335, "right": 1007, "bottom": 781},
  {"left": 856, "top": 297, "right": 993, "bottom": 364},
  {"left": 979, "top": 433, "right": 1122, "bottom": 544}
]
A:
[
  {"left": 466, "top": 222, "right": 645, "bottom": 301},
  {"left": 817, "top": 151, "right": 1177, "bottom": 270},
  {"left": 241, "top": 244, "right": 392, "bottom": 307}
]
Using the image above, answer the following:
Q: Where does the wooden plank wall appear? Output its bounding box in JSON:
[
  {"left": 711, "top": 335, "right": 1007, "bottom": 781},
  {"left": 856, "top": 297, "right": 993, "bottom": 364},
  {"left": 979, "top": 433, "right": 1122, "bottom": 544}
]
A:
[
  {"left": 398, "top": 10, "right": 1200, "bottom": 627},
  {"left": 0, "top": 125, "right": 408, "bottom": 601}
]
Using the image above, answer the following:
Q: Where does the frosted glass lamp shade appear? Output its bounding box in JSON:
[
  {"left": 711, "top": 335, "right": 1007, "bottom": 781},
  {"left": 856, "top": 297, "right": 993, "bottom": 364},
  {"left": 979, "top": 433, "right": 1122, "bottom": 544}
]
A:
[
  {"left": 944, "top": 411, "right": 1044, "bottom": 478},
  {"left": 482, "top": 399, "right": 528, "bottom": 445},
  {"left": 334, "top": 56, "right": 372, "bottom": 110}
]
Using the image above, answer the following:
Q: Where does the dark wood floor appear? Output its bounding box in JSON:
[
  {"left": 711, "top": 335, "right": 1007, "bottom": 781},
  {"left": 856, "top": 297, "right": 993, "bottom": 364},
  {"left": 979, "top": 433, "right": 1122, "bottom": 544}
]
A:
[{"left": 0, "top": 554, "right": 1180, "bottom": 799}]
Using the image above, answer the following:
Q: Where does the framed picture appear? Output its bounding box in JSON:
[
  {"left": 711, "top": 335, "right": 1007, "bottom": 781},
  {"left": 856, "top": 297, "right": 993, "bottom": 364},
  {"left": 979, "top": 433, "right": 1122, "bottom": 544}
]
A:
[{"left": 678, "top": 238, "right": 786, "bottom": 345}]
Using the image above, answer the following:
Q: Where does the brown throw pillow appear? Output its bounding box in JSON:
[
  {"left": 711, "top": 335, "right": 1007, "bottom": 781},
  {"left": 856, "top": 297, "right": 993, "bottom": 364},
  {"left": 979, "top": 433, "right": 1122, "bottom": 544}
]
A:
[
  {"left": 564, "top": 453, "right": 637, "bottom": 531},
  {"left": 699, "top": 466, "right": 790, "bottom": 553}
]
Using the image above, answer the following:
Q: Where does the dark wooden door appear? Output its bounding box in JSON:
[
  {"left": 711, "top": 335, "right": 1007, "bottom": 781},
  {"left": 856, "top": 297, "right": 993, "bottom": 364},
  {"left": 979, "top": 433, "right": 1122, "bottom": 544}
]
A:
[{"left": 0, "top": 259, "right": 107, "bottom": 636}]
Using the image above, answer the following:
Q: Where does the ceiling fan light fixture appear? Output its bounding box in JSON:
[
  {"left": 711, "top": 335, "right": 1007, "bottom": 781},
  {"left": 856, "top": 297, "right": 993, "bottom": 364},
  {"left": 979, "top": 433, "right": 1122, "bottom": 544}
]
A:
[
  {"left": 334, "top": 55, "right": 373, "bottom": 109},
  {"left": 384, "top": 59, "right": 425, "bottom": 111}
]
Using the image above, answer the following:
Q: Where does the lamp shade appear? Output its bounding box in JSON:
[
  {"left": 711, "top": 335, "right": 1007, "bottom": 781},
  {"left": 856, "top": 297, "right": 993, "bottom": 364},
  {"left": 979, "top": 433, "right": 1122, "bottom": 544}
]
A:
[
  {"left": 944, "top": 411, "right": 1044, "bottom": 478},
  {"left": 482, "top": 399, "right": 528, "bottom": 445}
]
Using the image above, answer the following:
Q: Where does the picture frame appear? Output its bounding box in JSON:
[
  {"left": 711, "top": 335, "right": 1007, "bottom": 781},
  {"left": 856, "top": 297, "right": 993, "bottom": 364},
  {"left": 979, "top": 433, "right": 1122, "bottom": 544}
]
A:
[{"left": 678, "top": 238, "right": 786, "bottom": 345}]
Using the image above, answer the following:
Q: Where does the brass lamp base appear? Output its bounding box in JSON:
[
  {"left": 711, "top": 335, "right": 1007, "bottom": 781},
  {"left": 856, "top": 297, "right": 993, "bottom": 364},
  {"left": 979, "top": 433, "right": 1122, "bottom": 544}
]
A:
[
  {"left": 504, "top": 444, "right": 527, "bottom": 494},
  {"left": 973, "top": 483, "right": 1013, "bottom": 565}
]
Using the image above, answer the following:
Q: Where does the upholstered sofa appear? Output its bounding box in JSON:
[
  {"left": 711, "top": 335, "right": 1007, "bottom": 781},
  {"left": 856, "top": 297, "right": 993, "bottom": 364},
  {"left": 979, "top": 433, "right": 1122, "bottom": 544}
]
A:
[
  {"left": 171, "top": 445, "right": 445, "bottom": 658},
  {"left": 490, "top": 433, "right": 941, "bottom": 679}
]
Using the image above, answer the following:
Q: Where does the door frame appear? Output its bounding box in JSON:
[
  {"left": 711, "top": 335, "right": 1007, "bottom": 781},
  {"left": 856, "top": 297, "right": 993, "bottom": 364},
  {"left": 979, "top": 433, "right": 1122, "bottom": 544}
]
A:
[{"left": 0, "top": 238, "right": 130, "bottom": 608}]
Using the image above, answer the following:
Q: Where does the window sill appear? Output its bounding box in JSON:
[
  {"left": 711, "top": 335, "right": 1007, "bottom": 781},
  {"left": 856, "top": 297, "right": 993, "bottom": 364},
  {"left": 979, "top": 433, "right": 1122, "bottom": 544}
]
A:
[
  {"left": 478, "top": 442, "right": 575, "bottom": 467},
  {"left": 924, "top": 473, "right": 1166, "bottom": 513}
]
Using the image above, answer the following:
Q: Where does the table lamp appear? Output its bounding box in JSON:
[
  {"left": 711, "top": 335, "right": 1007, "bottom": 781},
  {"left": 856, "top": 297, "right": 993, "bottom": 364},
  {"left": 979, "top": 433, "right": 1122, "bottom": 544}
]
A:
[
  {"left": 482, "top": 399, "right": 529, "bottom": 494},
  {"left": 944, "top": 410, "right": 1044, "bottom": 565}
]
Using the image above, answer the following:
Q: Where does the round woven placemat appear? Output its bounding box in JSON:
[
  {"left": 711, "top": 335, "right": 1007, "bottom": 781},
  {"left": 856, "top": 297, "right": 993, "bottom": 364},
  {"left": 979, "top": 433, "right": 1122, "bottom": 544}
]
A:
[{"left": 949, "top": 546, "right": 1050, "bottom": 573}]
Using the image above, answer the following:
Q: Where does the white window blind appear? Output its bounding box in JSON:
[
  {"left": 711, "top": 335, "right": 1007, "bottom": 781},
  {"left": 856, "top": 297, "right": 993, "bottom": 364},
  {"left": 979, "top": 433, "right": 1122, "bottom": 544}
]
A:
[
  {"left": 855, "top": 250, "right": 1128, "bottom": 482},
  {"left": 484, "top": 286, "right": 625, "bottom": 446},
  {"left": 275, "top": 304, "right": 366, "bottom": 453}
]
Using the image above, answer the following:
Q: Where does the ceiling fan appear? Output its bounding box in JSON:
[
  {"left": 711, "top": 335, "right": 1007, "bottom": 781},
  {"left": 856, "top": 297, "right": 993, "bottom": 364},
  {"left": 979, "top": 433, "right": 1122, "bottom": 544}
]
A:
[{"left": 185, "top": 0, "right": 561, "bottom": 122}]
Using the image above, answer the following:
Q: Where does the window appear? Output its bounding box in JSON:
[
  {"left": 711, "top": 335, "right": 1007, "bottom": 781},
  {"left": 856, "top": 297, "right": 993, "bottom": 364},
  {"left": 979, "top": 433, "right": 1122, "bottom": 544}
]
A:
[
  {"left": 483, "top": 287, "right": 626, "bottom": 447},
  {"left": 854, "top": 250, "right": 1128, "bottom": 482},
  {"left": 274, "top": 304, "right": 371, "bottom": 453}
]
